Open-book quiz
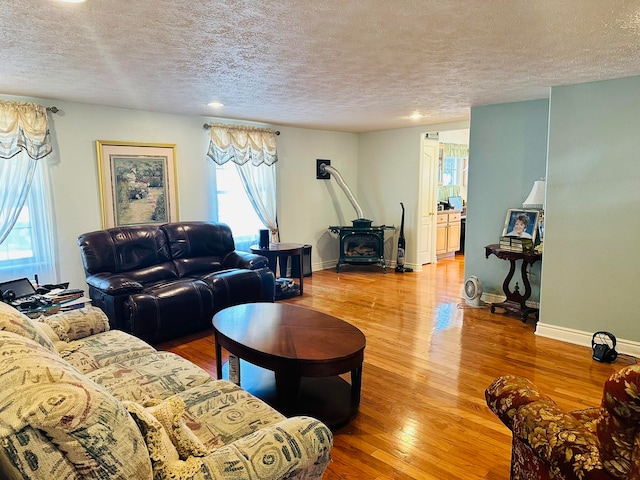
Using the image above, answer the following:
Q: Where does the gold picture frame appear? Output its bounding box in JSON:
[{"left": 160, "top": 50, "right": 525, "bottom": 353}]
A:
[{"left": 96, "top": 141, "right": 179, "bottom": 228}]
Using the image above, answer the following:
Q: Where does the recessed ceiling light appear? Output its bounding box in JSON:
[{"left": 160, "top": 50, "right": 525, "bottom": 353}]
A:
[
  {"left": 409, "top": 113, "right": 424, "bottom": 120},
  {"left": 208, "top": 101, "right": 224, "bottom": 108}
]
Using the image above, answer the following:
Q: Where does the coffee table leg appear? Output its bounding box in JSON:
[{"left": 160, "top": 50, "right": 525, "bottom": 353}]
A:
[
  {"left": 214, "top": 335, "right": 223, "bottom": 380},
  {"left": 351, "top": 365, "right": 363, "bottom": 410},
  {"left": 275, "top": 371, "right": 301, "bottom": 415}
]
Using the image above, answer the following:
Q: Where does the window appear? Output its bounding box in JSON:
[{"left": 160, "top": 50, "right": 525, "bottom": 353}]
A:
[
  {"left": 0, "top": 205, "right": 33, "bottom": 262},
  {"left": 0, "top": 160, "right": 56, "bottom": 283},
  {"left": 206, "top": 124, "right": 278, "bottom": 251},
  {"left": 215, "top": 162, "right": 263, "bottom": 252},
  {"left": 441, "top": 156, "right": 458, "bottom": 186},
  {"left": 441, "top": 156, "right": 467, "bottom": 187}
]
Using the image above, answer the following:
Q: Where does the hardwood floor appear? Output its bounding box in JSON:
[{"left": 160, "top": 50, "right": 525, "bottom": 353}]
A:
[{"left": 157, "top": 254, "right": 623, "bottom": 479}]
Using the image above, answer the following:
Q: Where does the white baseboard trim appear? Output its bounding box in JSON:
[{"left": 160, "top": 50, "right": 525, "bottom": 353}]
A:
[
  {"left": 535, "top": 322, "right": 640, "bottom": 359},
  {"left": 313, "top": 260, "right": 422, "bottom": 272},
  {"left": 480, "top": 292, "right": 540, "bottom": 309},
  {"left": 481, "top": 292, "right": 504, "bottom": 304},
  {"left": 313, "top": 260, "right": 337, "bottom": 272}
]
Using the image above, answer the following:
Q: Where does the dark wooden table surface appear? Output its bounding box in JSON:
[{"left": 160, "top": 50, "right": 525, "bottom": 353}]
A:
[
  {"left": 251, "top": 243, "right": 305, "bottom": 298},
  {"left": 213, "top": 302, "right": 366, "bottom": 428}
]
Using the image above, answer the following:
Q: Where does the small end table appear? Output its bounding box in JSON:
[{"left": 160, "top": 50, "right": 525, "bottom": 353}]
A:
[
  {"left": 485, "top": 244, "right": 542, "bottom": 322},
  {"left": 251, "top": 243, "right": 304, "bottom": 300}
]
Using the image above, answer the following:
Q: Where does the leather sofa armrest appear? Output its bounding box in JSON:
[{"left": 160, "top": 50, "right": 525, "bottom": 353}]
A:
[
  {"left": 485, "top": 375, "right": 556, "bottom": 429},
  {"left": 221, "top": 250, "right": 269, "bottom": 270},
  {"left": 85, "top": 273, "right": 145, "bottom": 296},
  {"left": 205, "top": 267, "right": 275, "bottom": 306}
]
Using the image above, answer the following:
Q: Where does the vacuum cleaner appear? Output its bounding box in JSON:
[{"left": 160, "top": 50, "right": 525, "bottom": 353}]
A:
[{"left": 395, "top": 202, "right": 413, "bottom": 273}]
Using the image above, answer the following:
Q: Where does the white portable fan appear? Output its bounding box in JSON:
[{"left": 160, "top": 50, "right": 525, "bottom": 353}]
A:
[{"left": 464, "top": 276, "right": 483, "bottom": 307}]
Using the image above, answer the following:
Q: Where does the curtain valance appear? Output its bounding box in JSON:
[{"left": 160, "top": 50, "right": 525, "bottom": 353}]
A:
[
  {"left": 443, "top": 143, "right": 468, "bottom": 158},
  {"left": 0, "top": 101, "right": 52, "bottom": 160},
  {"left": 206, "top": 124, "right": 278, "bottom": 166}
]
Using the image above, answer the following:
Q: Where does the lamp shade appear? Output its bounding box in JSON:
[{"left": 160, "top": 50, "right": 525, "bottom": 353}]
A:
[{"left": 522, "top": 179, "right": 545, "bottom": 209}]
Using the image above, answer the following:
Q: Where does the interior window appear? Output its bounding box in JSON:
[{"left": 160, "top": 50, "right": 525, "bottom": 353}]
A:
[
  {"left": 0, "top": 160, "right": 57, "bottom": 283},
  {"left": 443, "top": 156, "right": 469, "bottom": 187},
  {"left": 215, "top": 162, "right": 263, "bottom": 252},
  {"left": 0, "top": 206, "right": 33, "bottom": 262},
  {"left": 441, "top": 156, "right": 458, "bottom": 186}
]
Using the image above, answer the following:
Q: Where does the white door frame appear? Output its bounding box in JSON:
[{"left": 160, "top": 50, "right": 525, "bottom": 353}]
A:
[{"left": 419, "top": 136, "right": 439, "bottom": 265}]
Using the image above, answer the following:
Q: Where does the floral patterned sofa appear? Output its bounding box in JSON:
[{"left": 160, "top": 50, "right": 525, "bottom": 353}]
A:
[
  {"left": 485, "top": 367, "right": 640, "bottom": 480},
  {"left": 0, "top": 301, "right": 332, "bottom": 479}
]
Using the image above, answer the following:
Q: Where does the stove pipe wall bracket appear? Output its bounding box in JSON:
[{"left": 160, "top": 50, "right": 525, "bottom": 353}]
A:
[{"left": 316, "top": 160, "right": 365, "bottom": 220}]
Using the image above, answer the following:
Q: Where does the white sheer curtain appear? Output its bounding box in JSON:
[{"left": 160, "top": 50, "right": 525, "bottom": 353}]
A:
[
  {"left": 207, "top": 124, "right": 279, "bottom": 241},
  {"left": 0, "top": 156, "right": 38, "bottom": 245},
  {"left": 0, "top": 101, "right": 53, "bottom": 245},
  {"left": 235, "top": 161, "right": 278, "bottom": 240},
  {"left": 0, "top": 159, "right": 57, "bottom": 283}
]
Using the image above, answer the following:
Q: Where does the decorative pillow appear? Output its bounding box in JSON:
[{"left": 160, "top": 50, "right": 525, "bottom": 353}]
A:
[
  {"left": 0, "top": 300, "right": 57, "bottom": 352},
  {"left": 124, "top": 400, "right": 206, "bottom": 479},
  {"left": 38, "top": 306, "right": 110, "bottom": 342},
  {"left": 36, "top": 319, "right": 69, "bottom": 351},
  {"left": 144, "top": 397, "right": 211, "bottom": 459}
]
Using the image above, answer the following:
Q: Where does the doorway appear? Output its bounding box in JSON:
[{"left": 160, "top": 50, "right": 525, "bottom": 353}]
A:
[
  {"left": 419, "top": 138, "right": 439, "bottom": 265},
  {"left": 419, "top": 129, "right": 469, "bottom": 264}
]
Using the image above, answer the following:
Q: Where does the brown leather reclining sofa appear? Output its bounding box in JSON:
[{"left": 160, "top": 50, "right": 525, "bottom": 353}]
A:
[{"left": 77, "top": 221, "right": 275, "bottom": 343}]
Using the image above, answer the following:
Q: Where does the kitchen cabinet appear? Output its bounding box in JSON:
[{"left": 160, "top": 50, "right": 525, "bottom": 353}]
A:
[{"left": 436, "top": 211, "right": 461, "bottom": 257}]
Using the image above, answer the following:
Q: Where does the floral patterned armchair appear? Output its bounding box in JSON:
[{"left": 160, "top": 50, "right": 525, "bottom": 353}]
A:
[{"left": 485, "top": 366, "right": 640, "bottom": 480}]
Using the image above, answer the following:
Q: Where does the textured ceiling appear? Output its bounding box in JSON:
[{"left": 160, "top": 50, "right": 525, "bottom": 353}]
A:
[{"left": 2, "top": 1, "right": 640, "bottom": 133}]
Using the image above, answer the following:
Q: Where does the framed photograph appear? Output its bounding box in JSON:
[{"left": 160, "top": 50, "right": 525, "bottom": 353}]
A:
[
  {"left": 502, "top": 209, "right": 540, "bottom": 244},
  {"left": 96, "top": 141, "right": 179, "bottom": 228}
]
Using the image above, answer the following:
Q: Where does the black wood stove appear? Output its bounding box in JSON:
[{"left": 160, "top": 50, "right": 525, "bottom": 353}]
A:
[{"left": 329, "top": 219, "right": 394, "bottom": 273}]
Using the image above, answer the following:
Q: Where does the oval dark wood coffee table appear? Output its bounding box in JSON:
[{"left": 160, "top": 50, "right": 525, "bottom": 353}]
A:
[{"left": 213, "top": 302, "right": 366, "bottom": 429}]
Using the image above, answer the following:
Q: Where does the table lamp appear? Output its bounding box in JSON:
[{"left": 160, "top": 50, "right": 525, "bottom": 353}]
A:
[
  {"left": 522, "top": 178, "right": 545, "bottom": 210},
  {"left": 523, "top": 178, "right": 545, "bottom": 247}
]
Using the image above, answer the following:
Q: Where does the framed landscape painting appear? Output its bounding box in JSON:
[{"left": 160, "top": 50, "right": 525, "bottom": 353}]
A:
[
  {"left": 96, "top": 141, "right": 179, "bottom": 228},
  {"left": 501, "top": 209, "right": 540, "bottom": 244}
]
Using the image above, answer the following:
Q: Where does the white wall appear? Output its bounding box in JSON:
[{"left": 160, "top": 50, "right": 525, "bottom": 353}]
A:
[
  {"left": 540, "top": 76, "right": 640, "bottom": 343},
  {"left": 438, "top": 129, "right": 469, "bottom": 145},
  {"left": 275, "top": 126, "right": 359, "bottom": 269},
  {"left": 1, "top": 94, "right": 359, "bottom": 289}
]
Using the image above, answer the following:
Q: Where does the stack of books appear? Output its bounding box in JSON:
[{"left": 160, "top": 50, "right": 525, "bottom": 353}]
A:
[
  {"left": 499, "top": 236, "right": 534, "bottom": 252},
  {"left": 45, "top": 288, "right": 84, "bottom": 303},
  {"left": 42, "top": 288, "right": 90, "bottom": 310}
]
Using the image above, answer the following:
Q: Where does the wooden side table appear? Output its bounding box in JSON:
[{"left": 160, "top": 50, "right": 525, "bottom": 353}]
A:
[
  {"left": 485, "top": 244, "right": 542, "bottom": 322},
  {"left": 251, "top": 243, "right": 304, "bottom": 299}
]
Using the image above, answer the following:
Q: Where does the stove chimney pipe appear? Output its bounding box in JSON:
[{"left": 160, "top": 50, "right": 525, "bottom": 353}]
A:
[{"left": 319, "top": 163, "right": 365, "bottom": 219}]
